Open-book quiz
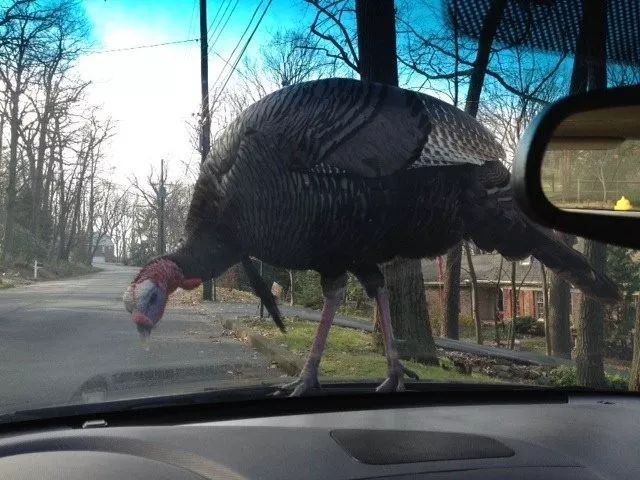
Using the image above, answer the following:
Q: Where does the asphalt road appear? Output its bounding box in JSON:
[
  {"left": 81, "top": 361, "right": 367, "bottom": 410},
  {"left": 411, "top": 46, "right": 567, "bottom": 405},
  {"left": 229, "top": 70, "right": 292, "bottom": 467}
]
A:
[{"left": 0, "top": 263, "right": 279, "bottom": 414}]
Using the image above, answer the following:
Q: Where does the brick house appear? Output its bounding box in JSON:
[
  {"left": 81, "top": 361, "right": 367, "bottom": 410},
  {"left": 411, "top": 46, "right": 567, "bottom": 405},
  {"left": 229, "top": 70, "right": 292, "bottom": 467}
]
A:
[{"left": 421, "top": 254, "right": 584, "bottom": 322}]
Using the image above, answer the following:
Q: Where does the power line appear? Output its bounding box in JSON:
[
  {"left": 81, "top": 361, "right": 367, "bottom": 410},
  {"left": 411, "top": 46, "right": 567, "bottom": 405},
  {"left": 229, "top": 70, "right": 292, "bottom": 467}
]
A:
[
  {"left": 208, "top": 0, "right": 240, "bottom": 50},
  {"left": 85, "top": 38, "right": 199, "bottom": 55},
  {"left": 207, "top": 0, "right": 229, "bottom": 35},
  {"left": 186, "top": 0, "right": 198, "bottom": 39},
  {"left": 210, "top": 48, "right": 253, "bottom": 82},
  {"left": 209, "top": 0, "right": 264, "bottom": 96},
  {"left": 208, "top": 0, "right": 233, "bottom": 43},
  {"left": 183, "top": 0, "right": 199, "bottom": 65},
  {"left": 211, "top": 0, "right": 273, "bottom": 107}
]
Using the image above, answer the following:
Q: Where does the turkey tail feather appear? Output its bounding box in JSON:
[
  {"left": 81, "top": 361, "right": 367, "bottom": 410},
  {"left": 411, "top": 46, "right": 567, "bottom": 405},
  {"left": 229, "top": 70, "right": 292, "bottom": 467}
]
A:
[
  {"left": 528, "top": 228, "right": 620, "bottom": 304},
  {"left": 467, "top": 165, "right": 620, "bottom": 304},
  {"left": 241, "top": 257, "right": 286, "bottom": 332}
]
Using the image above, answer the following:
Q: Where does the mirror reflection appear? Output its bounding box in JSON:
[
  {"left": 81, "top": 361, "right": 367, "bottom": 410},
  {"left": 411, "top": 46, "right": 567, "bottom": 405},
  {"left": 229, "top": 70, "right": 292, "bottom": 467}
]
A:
[{"left": 541, "top": 106, "right": 640, "bottom": 213}]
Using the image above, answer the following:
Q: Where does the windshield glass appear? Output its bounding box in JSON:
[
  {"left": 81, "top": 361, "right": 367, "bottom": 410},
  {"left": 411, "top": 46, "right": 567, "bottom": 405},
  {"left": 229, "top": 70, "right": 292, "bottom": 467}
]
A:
[{"left": 1, "top": 0, "right": 639, "bottom": 420}]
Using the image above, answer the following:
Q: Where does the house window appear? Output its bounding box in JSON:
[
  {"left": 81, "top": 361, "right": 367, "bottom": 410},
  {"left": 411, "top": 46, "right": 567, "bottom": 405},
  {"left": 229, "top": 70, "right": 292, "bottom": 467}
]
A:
[
  {"left": 534, "top": 290, "right": 545, "bottom": 319},
  {"left": 496, "top": 289, "right": 504, "bottom": 311}
]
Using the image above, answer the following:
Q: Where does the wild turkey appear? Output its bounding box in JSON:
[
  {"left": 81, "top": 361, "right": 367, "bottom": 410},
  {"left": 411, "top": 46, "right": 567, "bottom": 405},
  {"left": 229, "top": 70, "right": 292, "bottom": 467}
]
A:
[{"left": 123, "top": 78, "right": 618, "bottom": 396}]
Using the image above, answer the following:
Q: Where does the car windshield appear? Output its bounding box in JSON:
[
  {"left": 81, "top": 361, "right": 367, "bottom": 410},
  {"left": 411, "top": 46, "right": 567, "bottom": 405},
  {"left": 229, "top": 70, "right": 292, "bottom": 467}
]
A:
[{"left": 1, "top": 0, "right": 639, "bottom": 421}]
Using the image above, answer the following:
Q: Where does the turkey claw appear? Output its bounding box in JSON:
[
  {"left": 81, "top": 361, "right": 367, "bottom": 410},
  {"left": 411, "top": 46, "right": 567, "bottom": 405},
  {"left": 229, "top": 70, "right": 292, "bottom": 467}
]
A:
[
  {"left": 274, "top": 374, "right": 321, "bottom": 397},
  {"left": 376, "top": 362, "right": 419, "bottom": 393}
]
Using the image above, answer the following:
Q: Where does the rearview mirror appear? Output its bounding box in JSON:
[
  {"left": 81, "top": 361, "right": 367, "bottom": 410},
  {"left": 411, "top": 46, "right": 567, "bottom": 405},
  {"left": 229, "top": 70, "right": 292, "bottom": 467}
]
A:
[{"left": 512, "top": 85, "right": 640, "bottom": 249}]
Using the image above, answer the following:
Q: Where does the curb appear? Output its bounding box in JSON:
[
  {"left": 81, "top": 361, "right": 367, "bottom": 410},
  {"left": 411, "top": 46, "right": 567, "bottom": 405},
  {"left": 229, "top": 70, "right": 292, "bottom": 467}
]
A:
[{"left": 222, "top": 319, "right": 303, "bottom": 376}]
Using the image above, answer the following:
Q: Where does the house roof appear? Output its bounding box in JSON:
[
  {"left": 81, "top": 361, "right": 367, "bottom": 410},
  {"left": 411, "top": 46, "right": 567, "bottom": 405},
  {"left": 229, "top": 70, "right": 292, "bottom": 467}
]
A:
[{"left": 422, "top": 254, "right": 545, "bottom": 286}]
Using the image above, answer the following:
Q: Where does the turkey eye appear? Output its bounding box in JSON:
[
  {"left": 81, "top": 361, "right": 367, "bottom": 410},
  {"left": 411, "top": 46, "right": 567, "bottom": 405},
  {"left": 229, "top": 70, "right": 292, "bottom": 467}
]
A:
[{"left": 149, "top": 292, "right": 157, "bottom": 304}]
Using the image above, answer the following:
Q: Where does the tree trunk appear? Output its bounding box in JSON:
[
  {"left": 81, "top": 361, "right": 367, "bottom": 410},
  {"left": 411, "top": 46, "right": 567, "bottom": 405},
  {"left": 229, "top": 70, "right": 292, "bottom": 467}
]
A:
[
  {"left": 32, "top": 97, "right": 51, "bottom": 241},
  {"left": 463, "top": 0, "right": 507, "bottom": 117},
  {"left": 629, "top": 295, "right": 640, "bottom": 391},
  {"left": 376, "top": 258, "right": 438, "bottom": 364},
  {"left": 548, "top": 265, "right": 573, "bottom": 358},
  {"left": 541, "top": 264, "right": 552, "bottom": 356},
  {"left": 85, "top": 155, "right": 96, "bottom": 265},
  {"left": 540, "top": 0, "right": 605, "bottom": 361},
  {"left": 356, "top": 0, "right": 437, "bottom": 364},
  {"left": 575, "top": 241, "right": 607, "bottom": 388},
  {"left": 493, "top": 256, "right": 503, "bottom": 347},
  {"left": 575, "top": 0, "right": 608, "bottom": 388},
  {"left": 464, "top": 241, "right": 482, "bottom": 344},
  {"left": 443, "top": 244, "right": 461, "bottom": 339},
  {"left": 288, "top": 270, "right": 295, "bottom": 306},
  {"left": 442, "top": 0, "right": 508, "bottom": 336},
  {"left": 41, "top": 137, "right": 56, "bottom": 246},
  {"left": 2, "top": 89, "right": 21, "bottom": 263},
  {"left": 509, "top": 261, "right": 517, "bottom": 349}
]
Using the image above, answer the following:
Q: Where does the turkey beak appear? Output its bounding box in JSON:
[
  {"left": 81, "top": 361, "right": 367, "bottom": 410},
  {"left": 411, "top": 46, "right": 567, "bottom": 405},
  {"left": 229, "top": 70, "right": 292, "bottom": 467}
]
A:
[
  {"left": 136, "top": 321, "right": 152, "bottom": 350},
  {"left": 137, "top": 322, "right": 152, "bottom": 339}
]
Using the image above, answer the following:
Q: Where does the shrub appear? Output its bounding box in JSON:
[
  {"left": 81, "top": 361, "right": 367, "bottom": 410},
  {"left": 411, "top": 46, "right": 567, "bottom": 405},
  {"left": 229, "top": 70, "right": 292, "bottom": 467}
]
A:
[
  {"left": 459, "top": 314, "right": 474, "bottom": 327},
  {"left": 547, "top": 365, "right": 628, "bottom": 391},
  {"left": 547, "top": 365, "right": 578, "bottom": 387},
  {"left": 514, "top": 316, "right": 538, "bottom": 335}
]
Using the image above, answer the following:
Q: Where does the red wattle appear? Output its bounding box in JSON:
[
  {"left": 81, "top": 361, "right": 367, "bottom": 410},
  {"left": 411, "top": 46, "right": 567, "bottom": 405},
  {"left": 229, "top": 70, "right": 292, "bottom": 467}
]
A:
[
  {"left": 181, "top": 278, "right": 202, "bottom": 290},
  {"left": 133, "top": 312, "right": 152, "bottom": 326}
]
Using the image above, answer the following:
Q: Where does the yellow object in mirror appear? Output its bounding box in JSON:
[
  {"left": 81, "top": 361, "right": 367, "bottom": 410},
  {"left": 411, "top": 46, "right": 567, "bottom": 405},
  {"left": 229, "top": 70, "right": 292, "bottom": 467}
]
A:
[
  {"left": 540, "top": 105, "right": 640, "bottom": 213},
  {"left": 614, "top": 196, "right": 632, "bottom": 211}
]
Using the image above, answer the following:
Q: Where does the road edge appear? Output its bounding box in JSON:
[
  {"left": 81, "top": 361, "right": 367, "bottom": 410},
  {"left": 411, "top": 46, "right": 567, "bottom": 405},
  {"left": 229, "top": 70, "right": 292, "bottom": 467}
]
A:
[{"left": 222, "top": 319, "right": 303, "bottom": 376}]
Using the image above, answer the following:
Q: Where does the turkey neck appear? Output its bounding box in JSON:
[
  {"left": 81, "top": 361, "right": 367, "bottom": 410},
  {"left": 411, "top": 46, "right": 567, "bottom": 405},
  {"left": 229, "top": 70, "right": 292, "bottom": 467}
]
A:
[{"left": 164, "top": 232, "right": 241, "bottom": 282}]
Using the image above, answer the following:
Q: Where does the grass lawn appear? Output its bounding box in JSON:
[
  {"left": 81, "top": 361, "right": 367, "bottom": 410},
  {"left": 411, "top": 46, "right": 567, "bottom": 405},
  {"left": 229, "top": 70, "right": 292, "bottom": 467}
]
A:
[
  {"left": 246, "top": 317, "right": 496, "bottom": 384},
  {"left": 0, "top": 260, "right": 101, "bottom": 286},
  {"left": 458, "top": 323, "right": 548, "bottom": 354}
]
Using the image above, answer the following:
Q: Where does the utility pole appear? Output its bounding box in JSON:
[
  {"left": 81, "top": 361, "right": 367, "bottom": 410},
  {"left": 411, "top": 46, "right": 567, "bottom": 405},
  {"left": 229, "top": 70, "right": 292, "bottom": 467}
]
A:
[{"left": 200, "top": 0, "right": 215, "bottom": 301}]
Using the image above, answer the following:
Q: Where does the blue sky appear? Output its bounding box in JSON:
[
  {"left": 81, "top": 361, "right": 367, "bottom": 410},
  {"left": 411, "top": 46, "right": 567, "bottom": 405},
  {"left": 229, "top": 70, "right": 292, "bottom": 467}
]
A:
[{"left": 77, "top": 0, "right": 315, "bottom": 181}]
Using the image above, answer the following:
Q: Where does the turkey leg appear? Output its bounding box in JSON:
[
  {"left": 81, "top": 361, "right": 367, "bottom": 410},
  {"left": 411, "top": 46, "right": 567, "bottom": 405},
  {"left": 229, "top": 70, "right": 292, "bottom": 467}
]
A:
[
  {"left": 374, "top": 287, "right": 419, "bottom": 392},
  {"left": 280, "top": 274, "right": 346, "bottom": 396}
]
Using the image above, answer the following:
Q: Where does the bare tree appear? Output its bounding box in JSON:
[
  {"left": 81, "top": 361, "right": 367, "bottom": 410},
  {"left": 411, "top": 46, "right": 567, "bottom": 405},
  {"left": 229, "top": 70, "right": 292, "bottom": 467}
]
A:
[
  {"left": 493, "top": 256, "right": 504, "bottom": 346},
  {"left": 130, "top": 160, "right": 168, "bottom": 257},
  {"left": 508, "top": 261, "right": 517, "bottom": 349},
  {"left": 463, "top": 241, "right": 482, "bottom": 344},
  {"left": 303, "top": 0, "right": 359, "bottom": 73},
  {"left": 0, "top": 2, "right": 52, "bottom": 260},
  {"left": 574, "top": 0, "right": 608, "bottom": 388},
  {"left": 87, "top": 179, "right": 127, "bottom": 264},
  {"left": 0, "top": 0, "right": 95, "bottom": 266},
  {"left": 541, "top": 264, "right": 551, "bottom": 356},
  {"left": 629, "top": 295, "right": 640, "bottom": 391},
  {"left": 262, "top": 29, "right": 334, "bottom": 87}
]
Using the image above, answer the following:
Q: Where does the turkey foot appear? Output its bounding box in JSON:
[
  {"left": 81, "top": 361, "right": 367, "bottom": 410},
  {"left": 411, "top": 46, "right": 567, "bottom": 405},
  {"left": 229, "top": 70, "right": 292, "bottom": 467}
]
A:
[
  {"left": 274, "top": 275, "right": 346, "bottom": 397},
  {"left": 376, "top": 362, "right": 420, "bottom": 392},
  {"left": 276, "top": 367, "right": 321, "bottom": 397}
]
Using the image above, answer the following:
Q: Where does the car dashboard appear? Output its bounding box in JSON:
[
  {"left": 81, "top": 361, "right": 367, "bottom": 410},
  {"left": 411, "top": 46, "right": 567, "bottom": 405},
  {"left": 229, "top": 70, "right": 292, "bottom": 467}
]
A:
[{"left": 0, "top": 391, "right": 637, "bottom": 479}]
